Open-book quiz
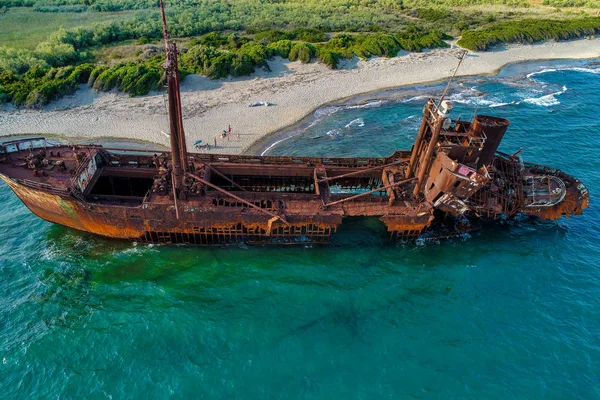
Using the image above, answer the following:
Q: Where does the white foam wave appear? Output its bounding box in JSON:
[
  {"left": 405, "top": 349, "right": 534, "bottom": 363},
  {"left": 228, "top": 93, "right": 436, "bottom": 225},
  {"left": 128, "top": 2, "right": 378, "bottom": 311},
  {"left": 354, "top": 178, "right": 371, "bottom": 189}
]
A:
[
  {"left": 522, "top": 85, "right": 567, "bottom": 107},
  {"left": 523, "top": 92, "right": 561, "bottom": 107},
  {"left": 571, "top": 67, "right": 600, "bottom": 75},
  {"left": 314, "top": 106, "right": 340, "bottom": 119},
  {"left": 312, "top": 101, "right": 383, "bottom": 125},
  {"left": 326, "top": 129, "right": 341, "bottom": 137},
  {"left": 344, "top": 118, "right": 365, "bottom": 128},
  {"left": 445, "top": 91, "right": 494, "bottom": 107},
  {"left": 526, "top": 68, "right": 557, "bottom": 79},
  {"left": 260, "top": 135, "right": 293, "bottom": 156},
  {"left": 403, "top": 95, "right": 429, "bottom": 103},
  {"left": 489, "top": 102, "right": 512, "bottom": 108},
  {"left": 346, "top": 100, "right": 385, "bottom": 110},
  {"left": 400, "top": 115, "right": 420, "bottom": 123},
  {"left": 527, "top": 66, "right": 600, "bottom": 79}
]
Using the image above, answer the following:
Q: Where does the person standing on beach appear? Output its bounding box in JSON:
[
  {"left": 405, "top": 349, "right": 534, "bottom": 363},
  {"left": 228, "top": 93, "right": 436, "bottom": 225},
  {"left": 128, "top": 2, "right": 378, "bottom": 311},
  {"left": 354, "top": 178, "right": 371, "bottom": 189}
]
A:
[{"left": 214, "top": 137, "right": 217, "bottom": 148}]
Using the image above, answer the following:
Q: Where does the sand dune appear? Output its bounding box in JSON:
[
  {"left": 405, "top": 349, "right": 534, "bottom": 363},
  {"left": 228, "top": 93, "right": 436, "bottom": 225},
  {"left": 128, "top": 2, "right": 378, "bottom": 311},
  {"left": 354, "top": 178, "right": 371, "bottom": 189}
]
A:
[{"left": 1, "top": 39, "right": 599, "bottom": 154}]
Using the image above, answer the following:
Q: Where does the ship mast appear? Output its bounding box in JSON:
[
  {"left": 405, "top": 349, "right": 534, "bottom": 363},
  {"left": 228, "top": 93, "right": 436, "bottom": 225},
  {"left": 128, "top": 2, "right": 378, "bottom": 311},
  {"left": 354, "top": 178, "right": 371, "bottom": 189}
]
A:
[{"left": 160, "top": 0, "right": 188, "bottom": 199}]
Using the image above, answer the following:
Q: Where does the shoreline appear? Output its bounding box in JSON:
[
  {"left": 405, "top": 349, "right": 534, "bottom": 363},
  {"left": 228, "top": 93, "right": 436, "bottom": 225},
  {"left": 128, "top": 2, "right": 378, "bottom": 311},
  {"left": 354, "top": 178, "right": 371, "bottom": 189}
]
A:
[
  {"left": 243, "top": 53, "right": 600, "bottom": 156},
  {"left": 1, "top": 39, "right": 599, "bottom": 155}
]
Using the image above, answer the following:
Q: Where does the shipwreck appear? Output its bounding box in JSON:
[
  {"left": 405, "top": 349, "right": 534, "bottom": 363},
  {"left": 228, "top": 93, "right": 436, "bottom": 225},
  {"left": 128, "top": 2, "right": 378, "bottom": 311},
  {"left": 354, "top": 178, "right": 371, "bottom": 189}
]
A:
[{"left": 0, "top": 3, "right": 589, "bottom": 245}]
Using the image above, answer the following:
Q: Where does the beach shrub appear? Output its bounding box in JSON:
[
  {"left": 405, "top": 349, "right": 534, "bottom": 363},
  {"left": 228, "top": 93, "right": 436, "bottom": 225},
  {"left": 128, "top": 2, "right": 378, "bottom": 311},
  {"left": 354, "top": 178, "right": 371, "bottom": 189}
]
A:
[
  {"left": 416, "top": 8, "right": 451, "bottom": 22},
  {"left": 92, "top": 62, "right": 162, "bottom": 95},
  {"left": 317, "top": 48, "right": 341, "bottom": 68},
  {"left": 238, "top": 42, "right": 273, "bottom": 66},
  {"left": 197, "top": 31, "right": 228, "bottom": 48},
  {"left": 88, "top": 65, "right": 108, "bottom": 86},
  {"left": 254, "top": 28, "right": 326, "bottom": 44},
  {"left": 291, "top": 28, "right": 327, "bottom": 43},
  {"left": 182, "top": 44, "right": 223, "bottom": 75},
  {"left": 289, "top": 42, "right": 317, "bottom": 63},
  {"left": 267, "top": 40, "right": 294, "bottom": 58},
  {"left": 254, "top": 30, "right": 295, "bottom": 44},
  {"left": 0, "top": 63, "right": 95, "bottom": 107},
  {"left": 204, "top": 52, "right": 235, "bottom": 78},
  {"left": 354, "top": 33, "right": 401, "bottom": 58},
  {"left": 315, "top": 29, "right": 449, "bottom": 66},
  {"left": 396, "top": 27, "right": 450, "bottom": 52},
  {"left": 457, "top": 17, "right": 600, "bottom": 51},
  {"left": 0, "top": 47, "right": 48, "bottom": 75},
  {"left": 182, "top": 42, "right": 272, "bottom": 78}
]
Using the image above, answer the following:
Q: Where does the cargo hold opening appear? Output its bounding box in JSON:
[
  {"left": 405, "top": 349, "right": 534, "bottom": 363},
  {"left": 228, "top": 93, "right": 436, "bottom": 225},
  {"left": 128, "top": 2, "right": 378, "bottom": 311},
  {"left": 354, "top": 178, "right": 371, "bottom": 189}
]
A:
[
  {"left": 86, "top": 168, "right": 155, "bottom": 204},
  {"left": 209, "top": 174, "right": 316, "bottom": 193}
]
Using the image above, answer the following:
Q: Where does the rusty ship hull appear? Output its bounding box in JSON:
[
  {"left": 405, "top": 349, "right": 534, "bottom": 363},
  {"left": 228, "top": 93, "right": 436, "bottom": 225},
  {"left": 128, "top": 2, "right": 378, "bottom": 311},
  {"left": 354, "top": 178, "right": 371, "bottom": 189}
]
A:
[
  {"left": 0, "top": 117, "right": 589, "bottom": 246},
  {"left": 0, "top": 145, "right": 431, "bottom": 244}
]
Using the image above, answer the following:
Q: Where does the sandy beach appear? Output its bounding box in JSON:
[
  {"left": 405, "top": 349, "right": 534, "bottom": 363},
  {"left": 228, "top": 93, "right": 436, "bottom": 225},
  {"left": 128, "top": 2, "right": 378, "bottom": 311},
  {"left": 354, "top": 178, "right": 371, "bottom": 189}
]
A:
[{"left": 1, "top": 39, "right": 599, "bottom": 154}]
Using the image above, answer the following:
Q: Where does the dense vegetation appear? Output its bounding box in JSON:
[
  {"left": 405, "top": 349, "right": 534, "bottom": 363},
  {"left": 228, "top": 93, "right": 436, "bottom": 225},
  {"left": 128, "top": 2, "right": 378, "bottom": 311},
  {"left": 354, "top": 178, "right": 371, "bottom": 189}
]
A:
[
  {"left": 0, "top": 63, "right": 93, "bottom": 106},
  {"left": 0, "top": 0, "right": 598, "bottom": 107},
  {"left": 542, "top": 0, "right": 600, "bottom": 8},
  {"left": 0, "top": 26, "right": 452, "bottom": 106},
  {"left": 457, "top": 17, "right": 600, "bottom": 50}
]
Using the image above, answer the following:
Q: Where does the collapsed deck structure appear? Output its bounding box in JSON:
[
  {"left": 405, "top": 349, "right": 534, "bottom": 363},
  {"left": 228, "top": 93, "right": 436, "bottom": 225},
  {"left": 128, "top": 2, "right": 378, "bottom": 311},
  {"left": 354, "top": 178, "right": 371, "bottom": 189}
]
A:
[{"left": 0, "top": 4, "right": 589, "bottom": 245}]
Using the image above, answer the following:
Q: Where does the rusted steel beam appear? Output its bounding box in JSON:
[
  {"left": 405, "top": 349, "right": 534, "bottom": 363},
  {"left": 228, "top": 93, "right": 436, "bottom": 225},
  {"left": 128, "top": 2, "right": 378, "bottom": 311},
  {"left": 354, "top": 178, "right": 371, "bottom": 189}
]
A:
[
  {"left": 171, "top": 174, "right": 179, "bottom": 220},
  {"left": 86, "top": 146, "right": 169, "bottom": 154},
  {"left": 407, "top": 100, "right": 433, "bottom": 179},
  {"left": 414, "top": 116, "right": 444, "bottom": 196},
  {"left": 317, "top": 160, "right": 406, "bottom": 184},
  {"left": 185, "top": 172, "right": 289, "bottom": 225},
  {"left": 323, "top": 177, "right": 416, "bottom": 208}
]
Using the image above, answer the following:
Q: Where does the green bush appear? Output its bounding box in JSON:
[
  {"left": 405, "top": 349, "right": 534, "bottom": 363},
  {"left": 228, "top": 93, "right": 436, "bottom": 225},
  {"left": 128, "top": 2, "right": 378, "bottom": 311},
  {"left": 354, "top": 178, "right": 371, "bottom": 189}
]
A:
[
  {"left": 0, "top": 47, "right": 48, "bottom": 75},
  {"left": 267, "top": 40, "right": 294, "bottom": 58},
  {"left": 0, "top": 63, "right": 96, "bottom": 107},
  {"left": 92, "top": 62, "right": 162, "bottom": 95},
  {"left": 396, "top": 27, "right": 450, "bottom": 52},
  {"left": 416, "top": 8, "right": 451, "bottom": 22},
  {"left": 354, "top": 33, "right": 401, "bottom": 58},
  {"left": 317, "top": 48, "right": 340, "bottom": 68},
  {"left": 182, "top": 44, "right": 223, "bottom": 74},
  {"left": 458, "top": 17, "right": 600, "bottom": 51},
  {"left": 291, "top": 28, "right": 327, "bottom": 43},
  {"left": 88, "top": 65, "right": 108, "bottom": 86},
  {"left": 204, "top": 52, "right": 235, "bottom": 79},
  {"left": 254, "top": 30, "right": 294, "bottom": 44},
  {"left": 289, "top": 42, "right": 317, "bottom": 63},
  {"left": 197, "top": 32, "right": 228, "bottom": 48}
]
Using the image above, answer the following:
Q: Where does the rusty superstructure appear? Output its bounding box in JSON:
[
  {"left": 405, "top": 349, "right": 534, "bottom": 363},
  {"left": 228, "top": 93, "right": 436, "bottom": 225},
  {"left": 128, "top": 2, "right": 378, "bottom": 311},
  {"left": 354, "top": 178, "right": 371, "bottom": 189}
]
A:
[{"left": 0, "top": 5, "right": 589, "bottom": 245}]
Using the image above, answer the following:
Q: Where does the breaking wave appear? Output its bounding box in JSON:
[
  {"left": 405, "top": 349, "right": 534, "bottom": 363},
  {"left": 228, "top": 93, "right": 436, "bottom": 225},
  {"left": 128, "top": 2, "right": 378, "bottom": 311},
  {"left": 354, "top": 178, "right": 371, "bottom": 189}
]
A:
[
  {"left": 527, "top": 66, "right": 600, "bottom": 79},
  {"left": 522, "top": 85, "right": 567, "bottom": 107},
  {"left": 489, "top": 102, "right": 512, "bottom": 108},
  {"left": 346, "top": 100, "right": 385, "bottom": 110},
  {"left": 344, "top": 118, "right": 365, "bottom": 128},
  {"left": 313, "top": 100, "right": 385, "bottom": 120}
]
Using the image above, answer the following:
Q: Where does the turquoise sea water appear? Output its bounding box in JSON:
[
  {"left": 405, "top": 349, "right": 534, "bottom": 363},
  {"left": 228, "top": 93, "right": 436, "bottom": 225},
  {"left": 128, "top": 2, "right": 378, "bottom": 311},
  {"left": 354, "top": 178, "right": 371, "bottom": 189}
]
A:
[{"left": 1, "top": 58, "right": 600, "bottom": 399}]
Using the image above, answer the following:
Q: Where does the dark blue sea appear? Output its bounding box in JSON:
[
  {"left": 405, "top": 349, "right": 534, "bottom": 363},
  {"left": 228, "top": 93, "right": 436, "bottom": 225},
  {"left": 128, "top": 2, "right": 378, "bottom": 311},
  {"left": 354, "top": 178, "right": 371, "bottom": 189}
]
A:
[{"left": 1, "top": 58, "right": 599, "bottom": 399}]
